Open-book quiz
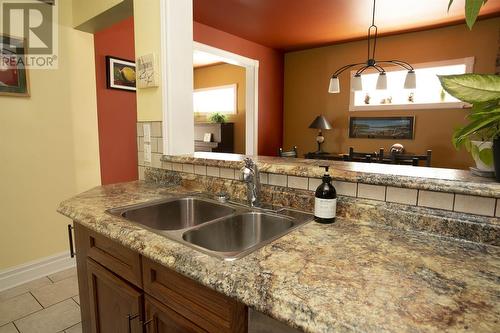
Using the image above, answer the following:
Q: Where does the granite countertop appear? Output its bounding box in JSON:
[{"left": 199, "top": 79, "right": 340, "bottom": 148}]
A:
[
  {"left": 58, "top": 181, "right": 500, "bottom": 333},
  {"left": 162, "top": 153, "right": 500, "bottom": 198}
]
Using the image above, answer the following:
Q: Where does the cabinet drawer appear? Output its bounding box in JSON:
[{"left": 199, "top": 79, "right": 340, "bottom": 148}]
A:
[
  {"left": 84, "top": 227, "right": 142, "bottom": 288},
  {"left": 143, "top": 258, "right": 247, "bottom": 333}
]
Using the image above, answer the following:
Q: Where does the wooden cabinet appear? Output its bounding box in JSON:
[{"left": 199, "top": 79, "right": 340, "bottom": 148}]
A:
[
  {"left": 87, "top": 259, "right": 143, "bottom": 333},
  {"left": 73, "top": 222, "right": 247, "bottom": 333},
  {"left": 145, "top": 295, "right": 207, "bottom": 333}
]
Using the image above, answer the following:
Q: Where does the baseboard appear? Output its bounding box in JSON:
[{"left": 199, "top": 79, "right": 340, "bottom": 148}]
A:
[{"left": 0, "top": 251, "right": 76, "bottom": 292}]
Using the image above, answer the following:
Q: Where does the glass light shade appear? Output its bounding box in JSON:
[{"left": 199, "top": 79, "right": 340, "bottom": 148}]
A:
[
  {"left": 404, "top": 70, "right": 416, "bottom": 89},
  {"left": 376, "top": 72, "right": 387, "bottom": 90},
  {"left": 328, "top": 76, "right": 340, "bottom": 93},
  {"left": 351, "top": 74, "right": 363, "bottom": 91}
]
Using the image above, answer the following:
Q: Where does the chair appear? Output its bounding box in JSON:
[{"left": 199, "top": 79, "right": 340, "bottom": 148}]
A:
[
  {"left": 278, "top": 146, "right": 298, "bottom": 158},
  {"left": 343, "top": 147, "right": 384, "bottom": 163},
  {"left": 390, "top": 150, "right": 432, "bottom": 167}
]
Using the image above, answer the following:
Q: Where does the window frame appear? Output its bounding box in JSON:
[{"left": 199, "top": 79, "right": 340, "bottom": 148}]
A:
[
  {"left": 348, "top": 57, "right": 475, "bottom": 111},
  {"left": 193, "top": 83, "right": 238, "bottom": 114}
]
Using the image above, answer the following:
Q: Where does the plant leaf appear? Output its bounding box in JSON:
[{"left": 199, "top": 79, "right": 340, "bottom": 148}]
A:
[
  {"left": 471, "top": 143, "right": 480, "bottom": 158},
  {"left": 448, "top": 0, "right": 454, "bottom": 11},
  {"left": 452, "top": 113, "right": 500, "bottom": 147},
  {"left": 438, "top": 74, "right": 500, "bottom": 103},
  {"left": 478, "top": 147, "right": 494, "bottom": 166},
  {"left": 465, "top": 0, "right": 485, "bottom": 29}
]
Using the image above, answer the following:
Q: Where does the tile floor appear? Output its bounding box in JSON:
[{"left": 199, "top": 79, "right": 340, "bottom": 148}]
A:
[{"left": 0, "top": 267, "right": 81, "bottom": 333}]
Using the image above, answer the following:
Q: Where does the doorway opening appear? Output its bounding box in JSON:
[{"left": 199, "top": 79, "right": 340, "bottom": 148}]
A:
[{"left": 192, "top": 42, "right": 259, "bottom": 155}]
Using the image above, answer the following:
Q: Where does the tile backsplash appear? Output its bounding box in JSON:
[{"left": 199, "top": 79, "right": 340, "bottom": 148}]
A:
[
  {"left": 137, "top": 121, "right": 163, "bottom": 180},
  {"left": 157, "top": 162, "right": 499, "bottom": 218},
  {"left": 135, "top": 122, "right": 499, "bottom": 219}
]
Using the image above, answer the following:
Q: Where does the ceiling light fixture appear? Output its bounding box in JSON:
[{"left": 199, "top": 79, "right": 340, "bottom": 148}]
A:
[{"left": 328, "top": 0, "right": 416, "bottom": 93}]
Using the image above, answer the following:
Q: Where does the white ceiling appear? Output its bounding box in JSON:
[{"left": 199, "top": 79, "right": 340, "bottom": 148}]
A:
[{"left": 193, "top": 50, "right": 227, "bottom": 68}]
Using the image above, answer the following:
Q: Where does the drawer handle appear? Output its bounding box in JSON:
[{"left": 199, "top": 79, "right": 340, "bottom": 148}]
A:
[
  {"left": 127, "top": 314, "right": 140, "bottom": 333},
  {"left": 67, "top": 224, "right": 76, "bottom": 258},
  {"left": 141, "top": 317, "right": 153, "bottom": 333}
]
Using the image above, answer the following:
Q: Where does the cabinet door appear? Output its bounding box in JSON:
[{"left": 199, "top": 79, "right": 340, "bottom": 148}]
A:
[
  {"left": 87, "top": 258, "right": 143, "bottom": 333},
  {"left": 144, "top": 295, "right": 207, "bottom": 333}
]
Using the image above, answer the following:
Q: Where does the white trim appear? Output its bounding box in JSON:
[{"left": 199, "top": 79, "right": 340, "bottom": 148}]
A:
[
  {"left": 160, "top": 0, "right": 195, "bottom": 155},
  {"left": 193, "top": 41, "right": 260, "bottom": 155},
  {"left": 349, "top": 57, "right": 475, "bottom": 111},
  {"left": 0, "top": 252, "right": 75, "bottom": 292}
]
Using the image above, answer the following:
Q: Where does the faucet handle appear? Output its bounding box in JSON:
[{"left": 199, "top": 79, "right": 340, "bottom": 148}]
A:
[{"left": 243, "top": 157, "right": 254, "bottom": 168}]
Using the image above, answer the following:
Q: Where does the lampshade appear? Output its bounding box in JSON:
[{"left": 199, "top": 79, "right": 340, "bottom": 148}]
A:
[
  {"left": 404, "top": 70, "right": 416, "bottom": 89},
  {"left": 328, "top": 76, "right": 340, "bottom": 93},
  {"left": 351, "top": 74, "right": 363, "bottom": 91},
  {"left": 376, "top": 72, "right": 387, "bottom": 90},
  {"left": 309, "top": 115, "right": 333, "bottom": 130}
]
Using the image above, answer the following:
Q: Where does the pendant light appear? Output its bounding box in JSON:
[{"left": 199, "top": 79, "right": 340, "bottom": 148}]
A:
[{"left": 328, "top": 0, "right": 416, "bottom": 93}]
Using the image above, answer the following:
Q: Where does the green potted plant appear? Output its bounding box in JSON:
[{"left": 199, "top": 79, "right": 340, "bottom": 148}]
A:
[
  {"left": 439, "top": 74, "right": 500, "bottom": 179},
  {"left": 208, "top": 112, "right": 227, "bottom": 124}
]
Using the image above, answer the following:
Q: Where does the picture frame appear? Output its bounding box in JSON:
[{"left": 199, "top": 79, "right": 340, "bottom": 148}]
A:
[
  {"left": 349, "top": 116, "right": 415, "bottom": 139},
  {"left": 0, "top": 34, "right": 30, "bottom": 97},
  {"left": 203, "top": 133, "right": 212, "bottom": 142},
  {"left": 105, "top": 56, "right": 136, "bottom": 92}
]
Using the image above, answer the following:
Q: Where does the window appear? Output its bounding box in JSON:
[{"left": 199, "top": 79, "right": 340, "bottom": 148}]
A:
[
  {"left": 350, "top": 57, "right": 474, "bottom": 111},
  {"left": 193, "top": 84, "right": 237, "bottom": 114}
]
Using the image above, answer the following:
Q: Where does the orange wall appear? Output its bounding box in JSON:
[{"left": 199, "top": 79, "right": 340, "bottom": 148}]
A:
[
  {"left": 283, "top": 18, "right": 500, "bottom": 169},
  {"left": 94, "top": 17, "right": 138, "bottom": 184},
  {"left": 194, "top": 64, "right": 246, "bottom": 154},
  {"left": 194, "top": 22, "right": 284, "bottom": 156}
]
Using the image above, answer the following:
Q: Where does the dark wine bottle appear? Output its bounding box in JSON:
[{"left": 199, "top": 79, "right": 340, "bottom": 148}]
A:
[{"left": 314, "top": 166, "right": 337, "bottom": 224}]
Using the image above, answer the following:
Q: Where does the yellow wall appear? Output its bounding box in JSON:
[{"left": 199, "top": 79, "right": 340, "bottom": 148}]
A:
[
  {"left": 283, "top": 18, "right": 500, "bottom": 169},
  {"left": 0, "top": 0, "right": 101, "bottom": 269},
  {"left": 194, "top": 64, "right": 246, "bottom": 154},
  {"left": 133, "top": 0, "right": 163, "bottom": 121},
  {"left": 72, "top": 0, "right": 123, "bottom": 28}
]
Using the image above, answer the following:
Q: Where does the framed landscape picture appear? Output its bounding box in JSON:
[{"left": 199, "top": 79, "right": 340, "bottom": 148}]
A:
[
  {"left": 106, "top": 56, "right": 136, "bottom": 91},
  {"left": 0, "top": 35, "right": 30, "bottom": 97},
  {"left": 349, "top": 116, "right": 415, "bottom": 139}
]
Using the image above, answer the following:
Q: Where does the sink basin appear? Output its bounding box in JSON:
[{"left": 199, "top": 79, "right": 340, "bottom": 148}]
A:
[
  {"left": 108, "top": 195, "right": 313, "bottom": 260},
  {"left": 117, "top": 197, "right": 235, "bottom": 230},
  {"left": 182, "top": 212, "right": 294, "bottom": 253}
]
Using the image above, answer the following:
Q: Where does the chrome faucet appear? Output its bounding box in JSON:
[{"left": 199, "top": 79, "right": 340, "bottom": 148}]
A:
[{"left": 240, "top": 158, "right": 261, "bottom": 207}]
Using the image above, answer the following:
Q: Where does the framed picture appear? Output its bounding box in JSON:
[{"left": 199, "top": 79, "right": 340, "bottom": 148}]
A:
[
  {"left": 0, "top": 34, "right": 30, "bottom": 97},
  {"left": 106, "top": 56, "right": 136, "bottom": 91},
  {"left": 349, "top": 116, "right": 415, "bottom": 139},
  {"left": 203, "top": 133, "right": 212, "bottom": 142}
]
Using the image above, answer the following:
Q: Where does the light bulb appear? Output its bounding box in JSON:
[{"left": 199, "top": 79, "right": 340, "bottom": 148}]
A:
[
  {"left": 328, "top": 76, "right": 340, "bottom": 93},
  {"left": 351, "top": 74, "right": 363, "bottom": 91},
  {"left": 376, "top": 72, "right": 387, "bottom": 90},
  {"left": 404, "top": 70, "right": 416, "bottom": 89}
]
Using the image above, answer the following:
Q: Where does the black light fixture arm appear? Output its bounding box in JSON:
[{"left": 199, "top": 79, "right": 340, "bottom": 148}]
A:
[
  {"left": 331, "top": 62, "right": 366, "bottom": 78},
  {"left": 367, "top": 0, "right": 378, "bottom": 61},
  {"left": 378, "top": 60, "right": 415, "bottom": 71}
]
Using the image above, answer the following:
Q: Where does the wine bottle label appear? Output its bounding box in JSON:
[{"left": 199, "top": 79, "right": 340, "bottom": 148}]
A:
[{"left": 314, "top": 198, "right": 337, "bottom": 219}]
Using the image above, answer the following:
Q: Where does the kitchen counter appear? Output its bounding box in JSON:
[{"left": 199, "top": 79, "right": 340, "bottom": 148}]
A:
[
  {"left": 163, "top": 152, "right": 500, "bottom": 198},
  {"left": 58, "top": 181, "right": 500, "bottom": 333}
]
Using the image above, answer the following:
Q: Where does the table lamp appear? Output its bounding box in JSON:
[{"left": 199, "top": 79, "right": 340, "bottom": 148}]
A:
[{"left": 309, "top": 115, "right": 333, "bottom": 154}]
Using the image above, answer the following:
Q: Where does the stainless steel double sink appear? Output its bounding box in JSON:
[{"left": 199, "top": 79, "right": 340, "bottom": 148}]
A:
[{"left": 107, "top": 195, "right": 313, "bottom": 260}]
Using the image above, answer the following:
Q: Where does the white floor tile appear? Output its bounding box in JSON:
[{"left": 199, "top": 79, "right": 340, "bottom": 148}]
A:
[
  {"left": 47, "top": 267, "right": 76, "bottom": 283},
  {"left": 0, "top": 277, "right": 52, "bottom": 302},
  {"left": 31, "top": 276, "right": 78, "bottom": 308},
  {"left": 0, "top": 293, "right": 42, "bottom": 326},
  {"left": 72, "top": 296, "right": 79, "bottom": 305},
  {"left": 64, "top": 322, "right": 82, "bottom": 333},
  {"left": 0, "top": 323, "right": 19, "bottom": 333},
  {"left": 14, "top": 299, "right": 80, "bottom": 333}
]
